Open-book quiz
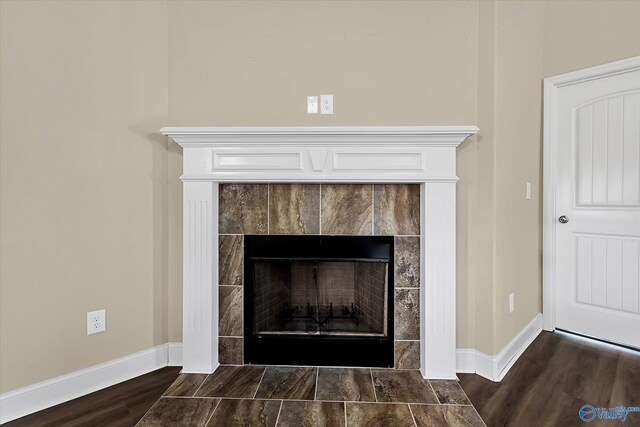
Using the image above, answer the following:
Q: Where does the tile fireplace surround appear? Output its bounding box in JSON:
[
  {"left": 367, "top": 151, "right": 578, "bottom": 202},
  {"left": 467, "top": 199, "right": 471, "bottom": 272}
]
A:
[{"left": 162, "top": 126, "right": 478, "bottom": 380}]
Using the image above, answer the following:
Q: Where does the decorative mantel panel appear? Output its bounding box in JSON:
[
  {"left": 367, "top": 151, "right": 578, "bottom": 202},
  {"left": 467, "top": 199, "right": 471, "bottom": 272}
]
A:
[{"left": 162, "top": 126, "right": 478, "bottom": 379}]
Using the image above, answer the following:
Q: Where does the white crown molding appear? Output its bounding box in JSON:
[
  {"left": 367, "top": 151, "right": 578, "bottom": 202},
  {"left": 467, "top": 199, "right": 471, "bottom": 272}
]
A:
[
  {"left": 456, "top": 314, "right": 543, "bottom": 382},
  {"left": 0, "top": 344, "right": 169, "bottom": 424},
  {"left": 544, "top": 55, "right": 640, "bottom": 87},
  {"left": 160, "top": 126, "right": 478, "bottom": 148}
]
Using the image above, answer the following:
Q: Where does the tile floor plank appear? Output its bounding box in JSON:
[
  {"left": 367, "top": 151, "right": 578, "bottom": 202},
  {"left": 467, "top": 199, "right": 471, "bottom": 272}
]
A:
[
  {"left": 276, "top": 400, "right": 345, "bottom": 427},
  {"left": 315, "top": 368, "right": 376, "bottom": 402},
  {"left": 371, "top": 370, "right": 438, "bottom": 404},
  {"left": 206, "top": 399, "right": 281, "bottom": 427},
  {"left": 195, "top": 365, "right": 266, "bottom": 398},
  {"left": 255, "top": 367, "right": 317, "bottom": 400}
]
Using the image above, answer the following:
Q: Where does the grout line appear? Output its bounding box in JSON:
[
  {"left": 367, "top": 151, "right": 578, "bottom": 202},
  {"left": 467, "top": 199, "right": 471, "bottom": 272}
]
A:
[
  {"left": 369, "top": 369, "right": 378, "bottom": 403},
  {"left": 204, "top": 398, "right": 222, "bottom": 426},
  {"left": 253, "top": 367, "right": 268, "bottom": 399},
  {"left": 160, "top": 395, "right": 474, "bottom": 406},
  {"left": 426, "top": 379, "right": 440, "bottom": 404},
  {"left": 274, "top": 400, "right": 284, "bottom": 427},
  {"left": 371, "top": 183, "right": 375, "bottom": 235},
  {"left": 267, "top": 184, "right": 270, "bottom": 233},
  {"left": 344, "top": 401, "right": 348, "bottom": 427},
  {"left": 190, "top": 374, "right": 210, "bottom": 397},
  {"left": 408, "top": 403, "right": 418, "bottom": 427},
  {"left": 135, "top": 395, "right": 163, "bottom": 425},
  {"left": 319, "top": 184, "right": 322, "bottom": 234},
  {"left": 314, "top": 367, "right": 319, "bottom": 400}
]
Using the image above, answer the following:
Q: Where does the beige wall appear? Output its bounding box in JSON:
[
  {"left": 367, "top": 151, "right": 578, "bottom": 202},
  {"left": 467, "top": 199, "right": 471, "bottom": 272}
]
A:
[
  {"left": 0, "top": 1, "right": 168, "bottom": 393},
  {"left": 543, "top": 0, "right": 640, "bottom": 77},
  {"left": 3, "top": 0, "right": 640, "bottom": 394}
]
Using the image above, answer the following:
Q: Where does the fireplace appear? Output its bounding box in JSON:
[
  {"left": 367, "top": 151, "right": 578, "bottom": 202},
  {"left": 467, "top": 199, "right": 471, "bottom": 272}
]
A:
[
  {"left": 162, "top": 126, "right": 478, "bottom": 379},
  {"left": 244, "top": 235, "right": 394, "bottom": 367}
]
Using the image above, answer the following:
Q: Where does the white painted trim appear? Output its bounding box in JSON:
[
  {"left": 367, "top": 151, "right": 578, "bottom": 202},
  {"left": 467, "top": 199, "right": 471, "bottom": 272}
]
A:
[
  {"left": 166, "top": 126, "right": 478, "bottom": 380},
  {"left": 456, "top": 314, "right": 543, "bottom": 382},
  {"left": 544, "top": 55, "right": 640, "bottom": 87},
  {"left": 167, "top": 342, "right": 183, "bottom": 367},
  {"left": 542, "top": 56, "right": 640, "bottom": 332},
  {"left": 0, "top": 344, "right": 170, "bottom": 424},
  {"left": 455, "top": 348, "right": 476, "bottom": 374},
  {"left": 161, "top": 125, "right": 479, "bottom": 138}
]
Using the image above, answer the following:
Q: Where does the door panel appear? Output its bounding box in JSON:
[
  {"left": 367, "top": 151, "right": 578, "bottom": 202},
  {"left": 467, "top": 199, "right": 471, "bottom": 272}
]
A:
[{"left": 555, "top": 67, "right": 640, "bottom": 348}]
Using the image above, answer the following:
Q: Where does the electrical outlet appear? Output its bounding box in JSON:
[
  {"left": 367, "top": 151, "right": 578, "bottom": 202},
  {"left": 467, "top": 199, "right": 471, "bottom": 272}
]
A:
[
  {"left": 87, "top": 309, "right": 106, "bottom": 335},
  {"left": 320, "top": 94, "right": 333, "bottom": 114},
  {"left": 307, "top": 96, "right": 318, "bottom": 114},
  {"left": 509, "top": 293, "right": 515, "bottom": 314},
  {"left": 526, "top": 182, "right": 532, "bottom": 200}
]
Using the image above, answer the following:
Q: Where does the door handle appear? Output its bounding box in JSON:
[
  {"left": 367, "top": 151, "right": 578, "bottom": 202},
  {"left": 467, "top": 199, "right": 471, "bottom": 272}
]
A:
[{"left": 558, "top": 215, "right": 569, "bottom": 224}]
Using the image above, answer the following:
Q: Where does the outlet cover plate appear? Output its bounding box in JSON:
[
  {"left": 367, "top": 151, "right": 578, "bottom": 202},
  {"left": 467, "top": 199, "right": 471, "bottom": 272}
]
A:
[
  {"left": 320, "top": 94, "right": 333, "bottom": 114},
  {"left": 87, "top": 309, "right": 106, "bottom": 335}
]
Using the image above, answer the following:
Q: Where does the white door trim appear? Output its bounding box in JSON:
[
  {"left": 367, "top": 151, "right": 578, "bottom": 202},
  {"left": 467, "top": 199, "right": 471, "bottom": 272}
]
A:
[{"left": 542, "top": 56, "right": 640, "bottom": 331}]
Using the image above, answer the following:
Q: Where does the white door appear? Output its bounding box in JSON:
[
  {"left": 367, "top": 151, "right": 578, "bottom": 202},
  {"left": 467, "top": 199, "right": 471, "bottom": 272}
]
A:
[{"left": 552, "top": 61, "right": 640, "bottom": 349}]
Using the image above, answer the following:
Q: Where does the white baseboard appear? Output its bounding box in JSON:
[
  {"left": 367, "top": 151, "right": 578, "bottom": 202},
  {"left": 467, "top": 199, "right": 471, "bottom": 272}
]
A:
[
  {"left": 0, "top": 343, "right": 170, "bottom": 424},
  {"left": 168, "top": 342, "right": 183, "bottom": 366},
  {"left": 0, "top": 314, "right": 542, "bottom": 423},
  {"left": 456, "top": 313, "right": 542, "bottom": 382}
]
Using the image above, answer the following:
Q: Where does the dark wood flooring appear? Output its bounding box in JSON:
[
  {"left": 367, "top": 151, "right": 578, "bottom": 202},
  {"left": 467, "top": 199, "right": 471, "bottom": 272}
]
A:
[
  {"left": 459, "top": 331, "right": 640, "bottom": 427},
  {"left": 6, "top": 331, "right": 638, "bottom": 426},
  {"left": 5, "top": 367, "right": 181, "bottom": 427}
]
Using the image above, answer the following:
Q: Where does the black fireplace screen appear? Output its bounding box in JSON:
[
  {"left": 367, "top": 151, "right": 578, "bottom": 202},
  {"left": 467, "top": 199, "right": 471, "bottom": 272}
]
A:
[{"left": 244, "top": 235, "right": 394, "bottom": 367}]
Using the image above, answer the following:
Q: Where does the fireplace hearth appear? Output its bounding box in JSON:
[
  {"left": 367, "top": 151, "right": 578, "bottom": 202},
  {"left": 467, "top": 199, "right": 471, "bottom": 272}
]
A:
[{"left": 244, "top": 235, "right": 394, "bottom": 367}]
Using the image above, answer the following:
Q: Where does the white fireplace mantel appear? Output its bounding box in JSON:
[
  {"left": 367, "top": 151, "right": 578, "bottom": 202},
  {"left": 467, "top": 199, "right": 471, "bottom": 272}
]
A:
[{"left": 162, "top": 126, "right": 478, "bottom": 379}]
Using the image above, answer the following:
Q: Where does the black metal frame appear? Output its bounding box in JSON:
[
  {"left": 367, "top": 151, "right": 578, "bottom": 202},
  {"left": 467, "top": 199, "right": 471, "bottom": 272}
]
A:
[{"left": 243, "top": 235, "right": 395, "bottom": 368}]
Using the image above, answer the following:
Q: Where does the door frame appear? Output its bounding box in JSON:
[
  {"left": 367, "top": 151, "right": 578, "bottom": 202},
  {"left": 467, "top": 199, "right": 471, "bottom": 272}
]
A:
[{"left": 542, "top": 56, "right": 640, "bottom": 332}]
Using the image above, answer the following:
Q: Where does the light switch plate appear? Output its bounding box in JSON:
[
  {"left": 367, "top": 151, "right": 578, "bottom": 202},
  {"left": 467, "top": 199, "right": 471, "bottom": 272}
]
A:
[{"left": 307, "top": 96, "right": 318, "bottom": 114}]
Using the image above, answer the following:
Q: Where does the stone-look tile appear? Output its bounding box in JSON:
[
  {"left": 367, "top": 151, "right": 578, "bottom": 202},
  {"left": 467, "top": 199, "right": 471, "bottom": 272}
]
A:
[
  {"left": 254, "top": 366, "right": 317, "bottom": 400},
  {"left": 219, "top": 184, "right": 268, "bottom": 234},
  {"left": 321, "top": 184, "right": 372, "bottom": 235},
  {"left": 207, "top": 399, "right": 281, "bottom": 427},
  {"left": 395, "top": 341, "right": 420, "bottom": 370},
  {"left": 411, "top": 404, "right": 485, "bottom": 427},
  {"left": 219, "top": 337, "right": 242, "bottom": 364},
  {"left": 163, "top": 374, "right": 208, "bottom": 397},
  {"left": 395, "top": 236, "right": 420, "bottom": 287},
  {"left": 345, "top": 403, "right": 415, "bottom": 427},
  {"left": 316, "top": 368, "right": 376, "bottom": 402},
  {"left": 277, "top": 400, "right": 346, "bottom": 427},
  {"left": 371, "top": 370, "right": 439, "bottom": 404},
  {"left": 269, "top": 184, "right": 320, "bottom": 234},
  {"left": 219, "top": 235, "right": 242, "bottom": 286},
  {"left": 195, "top": 365, "right": 265, "bottom": 398},
  {"left": 430, "top": 380, "right": 472, "bottom": 405},
  {"left": 395, "top": 289, "right": 420, "bottom": 340},
  {"left": 138, "top": 397, "right": 219, "bottom": 426},
  {"left": 374, "top": 184, "right": 420, "bottom": 235},
  {"left": 219, "top": 286, "right": 242, "bottom": 336}
]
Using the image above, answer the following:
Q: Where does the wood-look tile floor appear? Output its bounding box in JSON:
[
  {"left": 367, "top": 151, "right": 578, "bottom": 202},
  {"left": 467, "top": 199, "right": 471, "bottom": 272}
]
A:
[
  {"left": 137, "top": 366, "right": 485, "bottom": 427},
  {"left": 459, "top": 331, "right": 640, "bottom": 427}
]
